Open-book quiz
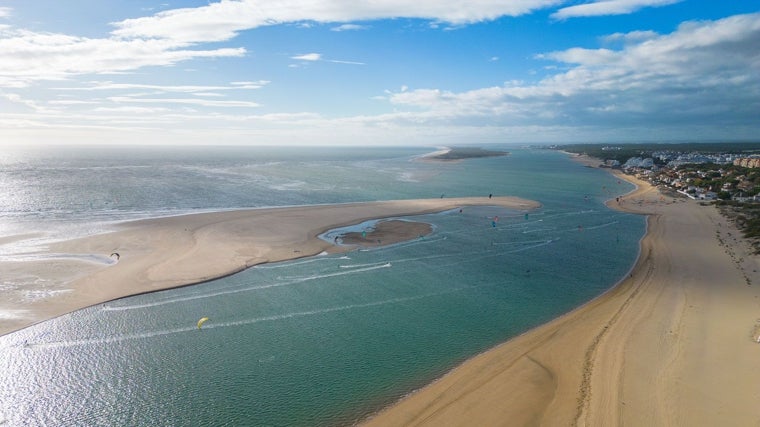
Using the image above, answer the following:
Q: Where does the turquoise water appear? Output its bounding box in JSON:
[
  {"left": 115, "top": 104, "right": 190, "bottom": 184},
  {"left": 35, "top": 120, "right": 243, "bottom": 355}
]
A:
[{"left": 0, "top": 146, "right": 643, "bottom": 426}]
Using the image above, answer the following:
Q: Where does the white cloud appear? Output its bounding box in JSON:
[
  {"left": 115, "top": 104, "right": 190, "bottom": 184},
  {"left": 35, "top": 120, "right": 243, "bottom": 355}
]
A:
[
  {"left": 231, "top": 81, "right": 270, "bottom": 87},
  {"left": 0, "top": 0, "right": 557, "bottom": 93},
  {"left": 111, "top": 0, "right": 563, "bottom": 43},
  {"left": 108, "top": 96, "right": 260, "bottom": 108},
  {"left": 0, "top": 7, "right": 11, "bottom": 18},
  {"left": 539, "top": 47, "right": 619, "bottom": 65},
  {"left": 3, "top": 4, "right": 758, "bottom": 146},
  {"left": 291, "top": 53, "right": 322, "bottom": 61},
  {"left": 93, "top": 106, "right": 171, "bottom": 114},
  {"left": 1, "top": 92, "right": 50, "bottom": 112},
  {"left": 290, "top": 52, "right": 364, "bottom": 65},
  {"left": 552, "top": 0, "right": 682, "bottom": 20},
  {"left": 0, "top": 27, "right": 245, "bottom": 86},
  {"left": 48, "top": 100, "right": 101, "bottom": 105},
  {"left": 193, "top": 92, "right": 226, "bottom": 97},
  {"left": 328, "top": 59, "right": 365, "bottom": 65},
  {"left": 54, "top": 81, "right": 269, "bottom": 92},
  {"left": 331, "top": 24, "right": 368, "bottom": 31},
  {"left": 601, "top": 30, "right": 659, "bottom": 44}
]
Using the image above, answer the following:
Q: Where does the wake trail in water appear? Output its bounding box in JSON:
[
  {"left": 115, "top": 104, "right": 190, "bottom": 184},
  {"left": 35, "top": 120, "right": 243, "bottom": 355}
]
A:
[
  {"left": 385, "top": 252, "right": 455, "bottom": 264},
  {"left": 341, "top": 251, "right": 457, "bottom": 268},
  {"left": 491, "top": 239, "right": 554, "bottom": 246},
  {"left": 580, "top": 221, "right": 619, "bottom": 230},
  {"left": 519, "top": 227, "right": 556, "bottom": 234},
  {"left": 33, "top": 286, "right": 475, "bottom": 349},
  {"left": 116, "top": 255, "right": 356, "bottom": 307},
  {"left": 103, "top": 263, "right": 392, "bottom": 311},
  {"left": 539, "top": 209, "right": 597, "bottom": 221},
  {"left": 255, "top": 255, "right": 351, "bottom": 269},
  {"left": 445, "top": 239, "right": 559, "bottom": 266},
  {"left": 557, "top": 220, "right": 619, "bottom": 234},
  {"left": 29, "top": 326, "right": 196, "bottom": 349},
  {"left": 368, "top": 235, "right": 448, "bottom": 252},
  {"left": 339, "top": 261, "right": 394, "bottom": 269}
]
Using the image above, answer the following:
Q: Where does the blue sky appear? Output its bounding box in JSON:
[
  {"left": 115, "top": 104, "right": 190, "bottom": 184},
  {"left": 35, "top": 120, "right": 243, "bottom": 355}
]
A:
[{"left": 0, "top": 1, "right": 758, "bottom": 146}]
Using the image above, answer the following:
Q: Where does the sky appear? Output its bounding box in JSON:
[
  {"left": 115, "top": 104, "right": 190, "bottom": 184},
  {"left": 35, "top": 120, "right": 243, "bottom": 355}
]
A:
[{"left": 0, "top": 0, "right": 758, "bottom": 146}]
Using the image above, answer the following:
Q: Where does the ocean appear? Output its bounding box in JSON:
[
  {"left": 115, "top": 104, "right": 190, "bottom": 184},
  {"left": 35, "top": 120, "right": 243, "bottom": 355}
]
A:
[{"left": 0, "top": 145, "right": 644, "bottom": 426}]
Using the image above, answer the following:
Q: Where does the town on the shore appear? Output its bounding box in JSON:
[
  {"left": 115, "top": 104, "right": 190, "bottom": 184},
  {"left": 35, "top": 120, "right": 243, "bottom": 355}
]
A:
[{"left": 552, "top": 142, "right": 760, "bottom": 252}]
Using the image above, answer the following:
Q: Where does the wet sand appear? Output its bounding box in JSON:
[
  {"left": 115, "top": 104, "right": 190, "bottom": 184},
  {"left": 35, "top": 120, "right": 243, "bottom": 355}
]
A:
[
  {"left": 362, "top": 155, "right": 760, "bottom": 426},
  {"left": 338, "top": 220, "right": 432, "bottom": 247},
  {"left": 0, "top": 196, "right": 538, "bottom": 336}
]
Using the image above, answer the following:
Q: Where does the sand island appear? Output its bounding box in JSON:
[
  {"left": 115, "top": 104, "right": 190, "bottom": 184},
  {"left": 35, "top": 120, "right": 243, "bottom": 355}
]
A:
[{"left": 419, "top": 146, "right": 509, "bottom": 162}]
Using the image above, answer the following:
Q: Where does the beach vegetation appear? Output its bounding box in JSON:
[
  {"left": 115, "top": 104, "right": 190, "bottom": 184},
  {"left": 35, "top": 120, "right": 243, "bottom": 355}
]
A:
[
  {"left": 716, "top": 200, "right": 760, "bottom": 252},
  {"left": 428, "top": 147, "right": 509, "bottom": 161}
]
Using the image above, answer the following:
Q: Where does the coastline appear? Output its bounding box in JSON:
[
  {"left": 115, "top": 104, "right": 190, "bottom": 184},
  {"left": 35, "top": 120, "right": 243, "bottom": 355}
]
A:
[
  {"left": 362, "top": 153, "right": 760, "bottom": 426},
  {"left": 0, "top": 196, "right": 538, "bottom": 337}
]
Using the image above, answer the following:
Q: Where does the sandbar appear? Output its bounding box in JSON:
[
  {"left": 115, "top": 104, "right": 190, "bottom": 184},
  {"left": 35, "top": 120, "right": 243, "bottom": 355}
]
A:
[
  {"left": 417, "top": 146, "right": 509, "bottom": 162},
  {"left": 362, "top": 155, "right": 760, "bottom": 426},
  {"left": 0, "top": 196, "right": 538, "bottom": 336},
  {"left": 338, "top": 219, "right": 432, "bottom": 247}
]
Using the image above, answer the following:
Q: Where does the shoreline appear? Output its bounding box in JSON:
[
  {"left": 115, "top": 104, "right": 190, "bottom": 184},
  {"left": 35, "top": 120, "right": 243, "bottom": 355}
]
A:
[
  {"left": 0, "top": 196, "right": 539, "bottom": 337},
  {"left": 362, "top": 153, "right": 760, "bottom": 426}
]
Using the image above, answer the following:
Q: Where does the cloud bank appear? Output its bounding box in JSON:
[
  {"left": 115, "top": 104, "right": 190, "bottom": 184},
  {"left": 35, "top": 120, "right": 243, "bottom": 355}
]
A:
[
  {"left": 111, "top": 0, "right": 563, "bottom": 43},
  {"left": 386, "top": 13, "right": 760, "bottom": 132},
  {"left": 552, "top": 0, "right": 683, "bottom": 20},
  {"left": 0, "top": 2, "right": 757, "bottom": 145}
]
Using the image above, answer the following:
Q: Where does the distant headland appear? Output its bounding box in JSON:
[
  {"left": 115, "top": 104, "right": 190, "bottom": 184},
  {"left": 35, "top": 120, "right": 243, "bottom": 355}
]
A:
[{"left": 421, "top": 146, "right": 510, "bottom": 162}]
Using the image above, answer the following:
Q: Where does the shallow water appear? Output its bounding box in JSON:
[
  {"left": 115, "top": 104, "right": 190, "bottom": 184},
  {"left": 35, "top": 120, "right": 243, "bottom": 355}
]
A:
[{"left": 0, "top": 146, "right": 643, "bottom": 426}]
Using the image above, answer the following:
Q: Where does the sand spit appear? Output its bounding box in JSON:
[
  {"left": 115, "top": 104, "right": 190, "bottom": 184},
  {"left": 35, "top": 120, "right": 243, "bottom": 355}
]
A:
[{"left": 0, "top": 196, "right": 538, "bottom": 336}]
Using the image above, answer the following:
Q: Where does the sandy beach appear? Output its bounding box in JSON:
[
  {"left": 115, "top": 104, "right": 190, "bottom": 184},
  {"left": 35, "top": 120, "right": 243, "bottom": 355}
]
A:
[
  {"left": 0, "top": 196, "right": 538, "bottom": 336},
  {"left": 363, "top": 155, "right": 760, "bottom": 426}
]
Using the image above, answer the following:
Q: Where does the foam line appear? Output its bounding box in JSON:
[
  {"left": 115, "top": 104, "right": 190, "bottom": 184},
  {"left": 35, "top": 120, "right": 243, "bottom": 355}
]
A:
[
  {"left": 444, "top": 239, "right": 559, "bottom": 266},
  {"left": 255, "top": 255, "right": 351, "bottom": 269},
  {"left": 103, "top": 262, "right": 392, "bottom": 311},
  {"left": 491, "top": 239, "right": 554, "bottom": 246},
  {"left": 580, "top": 221, "right": 619, "bottom": 230},
  {"left": 520, "top": 227, "right": 556, "bottom": 234},
  {"left": 29, "top": 326, "right": 195, "bottom": 349},
  {"left": 211, "top": 290, "right": 452, "bottom": 329},
  {"left": 384, "top": 252, "right": 454, "bottom": 264},
  {"left": 368, "top": 235, "right": 448, "bottom": 252},
  {"left": 339, "top": 261, "right": 394, "bottom": 269}
]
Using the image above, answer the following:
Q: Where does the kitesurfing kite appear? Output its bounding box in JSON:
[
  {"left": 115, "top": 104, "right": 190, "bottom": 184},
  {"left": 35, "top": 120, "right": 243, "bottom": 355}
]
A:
[{"left": 197, "top": 317, "right": 209, "bottom": 329}]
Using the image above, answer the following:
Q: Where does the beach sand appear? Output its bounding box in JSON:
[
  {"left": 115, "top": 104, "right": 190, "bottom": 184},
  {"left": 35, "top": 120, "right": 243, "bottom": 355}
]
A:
[
  {"left": 339, "top": 220, "right": 432, "bottom": 247},
  {"left": 0, "top": 196, "right": 537, "bottom": 336},
  {"left": 362, "top": 155, "right": 760, "bottom": 426}
]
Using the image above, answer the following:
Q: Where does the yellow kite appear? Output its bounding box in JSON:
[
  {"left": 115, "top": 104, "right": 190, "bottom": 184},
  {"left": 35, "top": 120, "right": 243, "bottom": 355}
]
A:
[{"left": 197, "top": 317, "right": 209, "bottom": 329}]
